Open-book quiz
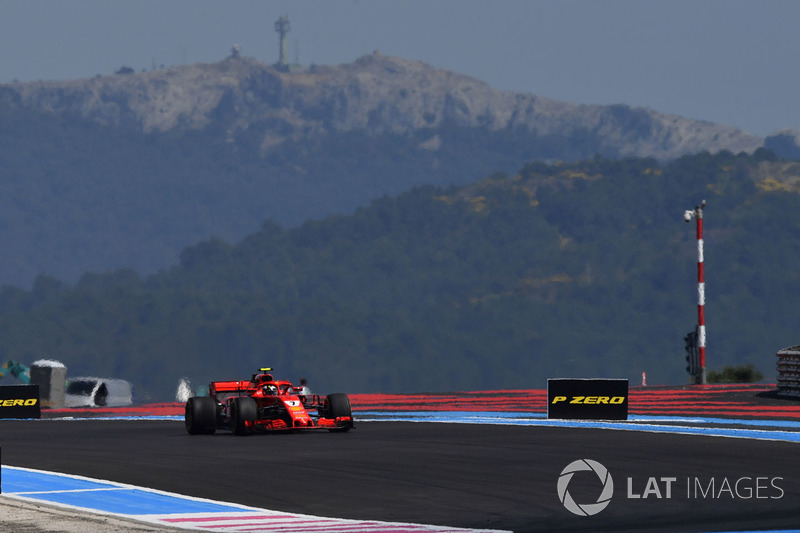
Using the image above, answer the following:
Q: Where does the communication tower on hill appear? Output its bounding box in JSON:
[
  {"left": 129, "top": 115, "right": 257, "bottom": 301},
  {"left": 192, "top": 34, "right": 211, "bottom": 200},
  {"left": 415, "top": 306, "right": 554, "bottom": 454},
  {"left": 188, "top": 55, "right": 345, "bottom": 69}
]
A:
[{"left": 275, "top": 15, "right": 290, "bottom": 69}]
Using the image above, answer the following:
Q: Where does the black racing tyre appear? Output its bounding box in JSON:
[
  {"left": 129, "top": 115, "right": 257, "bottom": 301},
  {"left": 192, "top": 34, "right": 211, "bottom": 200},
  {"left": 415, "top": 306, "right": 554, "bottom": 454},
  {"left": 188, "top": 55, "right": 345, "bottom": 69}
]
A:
[
  {"left": 185, "top": 396, "right": 217, "bottom": 435},
  {"left": 326, "top": 393, "right": 353, "bottom": 432},
  {"left": 231, "top": 396, "right": 258, "bottom": 435}
]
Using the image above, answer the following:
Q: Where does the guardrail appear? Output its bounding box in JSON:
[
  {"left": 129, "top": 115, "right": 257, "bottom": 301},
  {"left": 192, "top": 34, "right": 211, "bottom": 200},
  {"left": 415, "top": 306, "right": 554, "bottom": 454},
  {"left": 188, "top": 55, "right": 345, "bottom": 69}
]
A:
[{"left": 777, "top": 345, "right": 800, "bottom": 397}]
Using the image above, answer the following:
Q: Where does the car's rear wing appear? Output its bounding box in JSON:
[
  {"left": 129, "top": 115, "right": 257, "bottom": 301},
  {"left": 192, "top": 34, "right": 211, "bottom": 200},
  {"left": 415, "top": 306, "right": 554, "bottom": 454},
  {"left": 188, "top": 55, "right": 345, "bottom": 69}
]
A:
[{"left": 210, "top": 380, "right": 251, "bottom": 394}]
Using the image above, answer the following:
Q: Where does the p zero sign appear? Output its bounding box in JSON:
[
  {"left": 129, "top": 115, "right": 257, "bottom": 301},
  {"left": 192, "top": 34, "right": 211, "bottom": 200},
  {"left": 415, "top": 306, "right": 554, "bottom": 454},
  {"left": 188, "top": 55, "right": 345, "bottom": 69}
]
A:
[
  {"left": 0, "top": 385, "right": 41, "bottom": 419},
  {"left": 547, "top": 379, "right": 628, "bottom": 420}
]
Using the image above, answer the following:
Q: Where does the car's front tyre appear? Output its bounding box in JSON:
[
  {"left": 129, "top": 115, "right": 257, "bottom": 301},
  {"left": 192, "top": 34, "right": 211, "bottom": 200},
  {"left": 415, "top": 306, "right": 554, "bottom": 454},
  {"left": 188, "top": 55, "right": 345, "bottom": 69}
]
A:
[
  {"left": 231, "top": 397, "right": 258, "bottom": 435},
  {"left": 326, "top": 393, "right": 353, "bottom": 432}
]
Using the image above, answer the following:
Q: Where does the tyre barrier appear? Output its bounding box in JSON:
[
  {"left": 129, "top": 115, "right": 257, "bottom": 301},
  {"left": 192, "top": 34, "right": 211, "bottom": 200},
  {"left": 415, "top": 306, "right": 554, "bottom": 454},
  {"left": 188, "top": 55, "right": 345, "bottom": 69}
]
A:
[{"left": 777, "top": 345, "right": 800, "bottom": 397}]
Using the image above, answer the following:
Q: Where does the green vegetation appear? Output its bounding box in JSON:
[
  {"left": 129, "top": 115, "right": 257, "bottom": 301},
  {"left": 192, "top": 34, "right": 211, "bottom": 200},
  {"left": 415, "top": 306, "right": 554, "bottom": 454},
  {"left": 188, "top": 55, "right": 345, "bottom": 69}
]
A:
[
  {"left": 0, "top": 94, "right": 603, "bottom": 287},
  {"left": 0, "top": 150, "right": 796, "bottom": 400},
  {"left": 707, "top": 364, "right": 765, "bottom": 384}
]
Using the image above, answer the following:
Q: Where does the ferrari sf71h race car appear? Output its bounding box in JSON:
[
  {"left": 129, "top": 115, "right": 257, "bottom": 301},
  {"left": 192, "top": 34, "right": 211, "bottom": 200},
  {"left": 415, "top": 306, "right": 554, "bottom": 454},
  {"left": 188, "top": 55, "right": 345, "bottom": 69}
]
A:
[{"left": 184, "top": 368, "right": 354, "bottom": 435}]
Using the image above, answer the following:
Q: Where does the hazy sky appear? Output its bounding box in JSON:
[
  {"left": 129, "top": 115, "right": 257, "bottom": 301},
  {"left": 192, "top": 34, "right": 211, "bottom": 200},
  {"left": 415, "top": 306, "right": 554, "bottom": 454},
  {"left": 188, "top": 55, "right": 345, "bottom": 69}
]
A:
[{"left": 2, "top": 0, "right": 799, "bottom": 137}]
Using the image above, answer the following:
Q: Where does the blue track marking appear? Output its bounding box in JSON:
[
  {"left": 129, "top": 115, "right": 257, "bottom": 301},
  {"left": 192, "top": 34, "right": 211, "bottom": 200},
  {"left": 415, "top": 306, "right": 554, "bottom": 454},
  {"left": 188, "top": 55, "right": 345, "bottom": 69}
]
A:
[
  {"left": 1, "top": 466, "right": 508, "bottom": 532},
  {"left": 2, "top": 467, "right": 254, "bottom": 514},
  {"left": 34, "top": 410, "right": 800, "bottom": 442},
  {"left": 355, "top": 411, "right": 800, "bottom": 443},
  {"left": 66, "top": 410, "right": 800, "bottom": 430}
]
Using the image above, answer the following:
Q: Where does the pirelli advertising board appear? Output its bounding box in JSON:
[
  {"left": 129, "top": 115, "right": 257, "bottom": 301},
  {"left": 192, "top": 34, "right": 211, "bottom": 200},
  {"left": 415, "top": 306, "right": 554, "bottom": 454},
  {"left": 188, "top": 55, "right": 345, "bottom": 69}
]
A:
[
  {"left": 547, "top": 378, "right": 628, "bottom": 420},
  {"left": 0, "top": 385, "right": 41, "bottom": 419}
]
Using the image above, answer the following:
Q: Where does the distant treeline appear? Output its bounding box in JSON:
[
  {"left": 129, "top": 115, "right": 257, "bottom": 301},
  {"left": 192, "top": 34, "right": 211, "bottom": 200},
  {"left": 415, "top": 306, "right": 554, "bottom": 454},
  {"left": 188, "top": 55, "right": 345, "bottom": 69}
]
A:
[
  {"left": 0, "top": 151, "right": 797, "bottom": 400},
  {"left": 0, "top": 93, "right": 607, "bottom": 287}
]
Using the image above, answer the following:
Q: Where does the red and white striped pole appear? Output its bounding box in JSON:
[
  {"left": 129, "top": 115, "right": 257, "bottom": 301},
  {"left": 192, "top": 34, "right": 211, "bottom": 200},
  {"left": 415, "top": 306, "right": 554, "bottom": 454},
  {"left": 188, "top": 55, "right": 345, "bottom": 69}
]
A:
[{"left": 684, "top": 200, "right": 707, "bottom": 384}]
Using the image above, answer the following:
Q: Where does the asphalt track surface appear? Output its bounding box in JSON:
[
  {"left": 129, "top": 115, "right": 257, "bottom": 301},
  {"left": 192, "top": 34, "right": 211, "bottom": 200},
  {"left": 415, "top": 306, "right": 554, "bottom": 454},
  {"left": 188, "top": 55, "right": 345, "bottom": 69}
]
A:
[{"left": 2, "top": 418, "right": 800, "bottom": 533}]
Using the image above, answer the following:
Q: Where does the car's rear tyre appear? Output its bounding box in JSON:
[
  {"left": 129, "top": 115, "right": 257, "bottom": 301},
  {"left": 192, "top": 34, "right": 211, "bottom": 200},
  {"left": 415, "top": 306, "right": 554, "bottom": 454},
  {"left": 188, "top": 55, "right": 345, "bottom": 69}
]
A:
[
  {"left": 326, "top": 393, "right": 353, "bottom": 432},
  {"left": 185, "top": 397, "right": 217, "bottom": 435},
  {"left": 231, "top": 397, "right": 258, "bottom": 435}
]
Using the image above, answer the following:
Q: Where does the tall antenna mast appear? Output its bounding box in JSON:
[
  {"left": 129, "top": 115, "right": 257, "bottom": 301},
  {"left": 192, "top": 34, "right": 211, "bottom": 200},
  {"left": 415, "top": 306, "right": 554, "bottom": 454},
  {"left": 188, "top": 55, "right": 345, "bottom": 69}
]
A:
[
  {"left": 275, "top": 15, "right": 290, "bottom": 69},
  {"left": 683, "top": 200, "right": 707, "bottom": 385}
]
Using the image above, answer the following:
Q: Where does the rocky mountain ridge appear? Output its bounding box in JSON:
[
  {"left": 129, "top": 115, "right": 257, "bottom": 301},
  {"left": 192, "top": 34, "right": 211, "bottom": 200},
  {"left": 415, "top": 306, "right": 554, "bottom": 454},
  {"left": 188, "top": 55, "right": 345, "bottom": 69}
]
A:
[
  {"left": 2, "top": 52, "right": 799, "bottom": 288},
  {"left": 4, "top": 52, "right": 766, "bottom": 160}
]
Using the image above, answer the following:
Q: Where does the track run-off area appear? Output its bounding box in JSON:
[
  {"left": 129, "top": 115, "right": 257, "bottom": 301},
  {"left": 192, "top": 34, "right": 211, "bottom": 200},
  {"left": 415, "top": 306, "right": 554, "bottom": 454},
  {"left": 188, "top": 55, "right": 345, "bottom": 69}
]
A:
[{"left": 2, "top": 383, "right": 800, "bottom": 533}]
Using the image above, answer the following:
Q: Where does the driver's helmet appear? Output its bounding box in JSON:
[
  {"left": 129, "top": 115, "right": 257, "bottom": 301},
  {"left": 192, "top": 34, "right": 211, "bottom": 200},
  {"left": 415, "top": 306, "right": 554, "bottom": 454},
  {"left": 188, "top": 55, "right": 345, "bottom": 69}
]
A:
[{"left": 263, "top": 384, "right": 278, "bottom": 395}]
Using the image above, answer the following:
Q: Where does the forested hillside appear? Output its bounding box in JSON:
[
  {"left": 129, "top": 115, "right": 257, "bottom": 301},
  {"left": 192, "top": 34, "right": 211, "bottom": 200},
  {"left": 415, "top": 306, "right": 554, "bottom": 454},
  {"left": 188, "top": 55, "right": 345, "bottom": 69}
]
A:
[
  {"left": 0, "top": 53, "right": 780, "bottom": 288},
  {"left": 0, "top": 151, "right": 798, "bottom": 400},
  {"left": 0, "top": 97, "right": 614, "bottom": 287}
]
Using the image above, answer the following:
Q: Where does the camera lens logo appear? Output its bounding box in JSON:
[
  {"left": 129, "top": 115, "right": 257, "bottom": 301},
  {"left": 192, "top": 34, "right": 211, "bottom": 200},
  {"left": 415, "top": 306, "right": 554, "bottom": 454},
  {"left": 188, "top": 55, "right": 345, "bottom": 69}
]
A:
[{"left": 557, "top": 459, "right": 614, "bottom": 516}]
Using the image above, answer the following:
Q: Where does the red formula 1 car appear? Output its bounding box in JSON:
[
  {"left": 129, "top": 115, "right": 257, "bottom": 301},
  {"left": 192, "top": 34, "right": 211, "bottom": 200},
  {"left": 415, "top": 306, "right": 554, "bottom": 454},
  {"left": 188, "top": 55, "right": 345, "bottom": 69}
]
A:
[{"left": 184, "top": 368, "right": 354, "bottom": 435}]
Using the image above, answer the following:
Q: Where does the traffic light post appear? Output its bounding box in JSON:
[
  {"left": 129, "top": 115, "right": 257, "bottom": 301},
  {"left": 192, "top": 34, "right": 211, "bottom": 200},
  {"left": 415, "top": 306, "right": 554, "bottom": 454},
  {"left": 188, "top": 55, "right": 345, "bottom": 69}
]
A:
[
  {"left": 683, "top": 201, "right": 707, "bottom": 385},
  {"left": 684, "top": 327, "right": 699, "bottom": 380}
]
